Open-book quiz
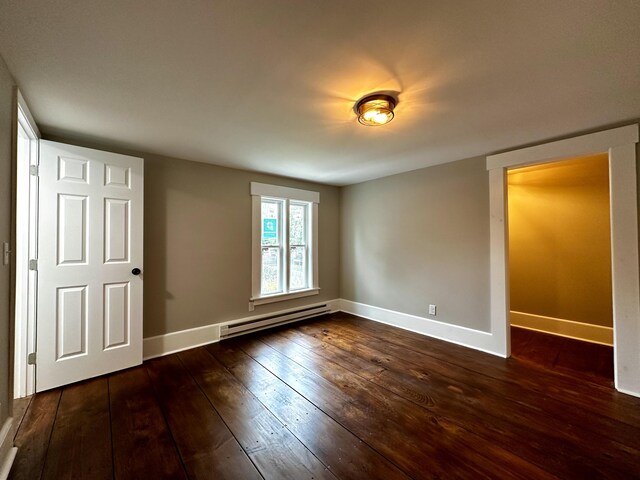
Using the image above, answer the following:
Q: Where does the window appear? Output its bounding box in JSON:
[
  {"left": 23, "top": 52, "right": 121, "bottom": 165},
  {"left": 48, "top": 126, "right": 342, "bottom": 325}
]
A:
[{"left": 251, "top": 182, "right": 319, "bottom": 305}]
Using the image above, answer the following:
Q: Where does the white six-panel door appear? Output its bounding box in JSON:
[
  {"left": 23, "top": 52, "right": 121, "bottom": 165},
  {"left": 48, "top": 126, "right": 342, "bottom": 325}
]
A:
[{"left": 36, "top": 141, "right": 143, "bottom": 392}]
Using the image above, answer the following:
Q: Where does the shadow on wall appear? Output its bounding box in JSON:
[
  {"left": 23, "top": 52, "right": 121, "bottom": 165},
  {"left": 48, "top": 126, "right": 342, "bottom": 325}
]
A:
[{"left": 143, "top": 156, "right": 170, "bottom": 337}]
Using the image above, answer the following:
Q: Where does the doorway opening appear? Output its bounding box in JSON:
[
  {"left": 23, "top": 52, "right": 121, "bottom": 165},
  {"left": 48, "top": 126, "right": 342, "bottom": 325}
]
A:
[
  {"left": 506, "top": 154, "right": 614, "bottom": 385},
  {"left": 486, "top": 124, "right": 640, "bottom": 397}
]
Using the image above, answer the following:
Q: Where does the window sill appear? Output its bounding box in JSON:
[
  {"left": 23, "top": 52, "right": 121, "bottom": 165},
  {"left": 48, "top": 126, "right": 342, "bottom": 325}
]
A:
[{"left": 250, "top": 288, "right": 320, "bottom": 306}]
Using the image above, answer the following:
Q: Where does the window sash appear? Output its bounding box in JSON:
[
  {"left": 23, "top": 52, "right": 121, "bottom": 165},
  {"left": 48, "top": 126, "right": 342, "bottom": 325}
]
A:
[
  {"left": 289, "top": 245, "right": 308, "bottom": 291},
  {"left": 260, "top": 246, "right": 282, "bottom": 295},
  {"left": 288, "top": 201, "right": 310, "bottom": 291},
  {"left": 260, "top": 198, "right": 284, "bottom": 295}
]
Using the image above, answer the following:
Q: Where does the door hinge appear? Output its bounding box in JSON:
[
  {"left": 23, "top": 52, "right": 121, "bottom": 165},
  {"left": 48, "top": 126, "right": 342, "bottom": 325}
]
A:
[
  {"left": 29, "top": 259, "right": 37, "bottom": 271},
  {"left": 27, "top": 352, "right": 36, "bottom": 365},
  {"left": 29, "top": 165, "right": 38, "bottom": 176},
  {"left": 2, "top": 242, "right": 10, "bottom": 266}
]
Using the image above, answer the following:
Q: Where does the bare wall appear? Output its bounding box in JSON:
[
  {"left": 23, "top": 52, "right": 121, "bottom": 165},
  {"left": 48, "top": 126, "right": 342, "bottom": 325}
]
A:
[
  {"left": 43, "top": 136, "right": 340, "bottom": 338},
  {"left": 508, "top": 154, "right": 612, "bottom": 327},
  {"left": 340, "top": 156, "right": 491, "bottom": 332}
]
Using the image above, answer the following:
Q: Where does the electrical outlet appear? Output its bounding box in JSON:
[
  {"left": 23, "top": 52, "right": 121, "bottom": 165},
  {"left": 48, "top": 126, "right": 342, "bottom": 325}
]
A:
[
  {"left": 248, "top": 301, "right": 255, "bottom": 312},
  {"left": 428, "top": 304, "right": 437, "bottom": 316}
]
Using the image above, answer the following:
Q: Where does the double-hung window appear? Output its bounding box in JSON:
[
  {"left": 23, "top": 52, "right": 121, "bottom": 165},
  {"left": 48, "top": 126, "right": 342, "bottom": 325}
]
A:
[{"left": 251, "top": 182, "right": 319, "bottom": 305}]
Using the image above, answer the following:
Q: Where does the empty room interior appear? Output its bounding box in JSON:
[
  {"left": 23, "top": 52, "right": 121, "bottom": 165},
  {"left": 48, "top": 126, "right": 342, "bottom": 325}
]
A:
[{"left": 1, "top": 1, "right": 640, "bottom": 479}]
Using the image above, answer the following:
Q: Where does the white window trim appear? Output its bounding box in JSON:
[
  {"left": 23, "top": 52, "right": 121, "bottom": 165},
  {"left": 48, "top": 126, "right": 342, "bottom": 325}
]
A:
[
  {"left": 251, "top": 288, "right": 320, "bottom": 306},
  {"left": 251, "top": 182, "right": 319, "bottom": 306}
]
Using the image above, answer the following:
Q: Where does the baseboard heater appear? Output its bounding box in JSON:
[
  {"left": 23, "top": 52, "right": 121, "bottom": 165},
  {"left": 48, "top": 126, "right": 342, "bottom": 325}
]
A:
[{"left": 219, "top": 304, "right": 331, "bottom": 339}]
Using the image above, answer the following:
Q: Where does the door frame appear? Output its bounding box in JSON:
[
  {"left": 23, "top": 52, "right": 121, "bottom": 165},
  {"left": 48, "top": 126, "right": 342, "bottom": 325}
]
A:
[
  {"left": 13, "top": 89, "right": 40, "bottom": 398},
  {"left": 486, "top": 124, "right": 640, "bottom": 397}
]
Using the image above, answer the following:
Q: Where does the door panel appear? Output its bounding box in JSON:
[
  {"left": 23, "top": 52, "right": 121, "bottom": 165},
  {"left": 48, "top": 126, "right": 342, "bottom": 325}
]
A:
[
  {"left": 56, "top": 285, "right": 87, "bottom": 359},
  {"left": 103, "top": 282, "right": 129, "bottom": 349},
  {"left": 58, "top": 156, "right": 88, "bottom": 183},
  {"left": 104, "top": 198, "right": 129, "bottom": 263},
  {"left": 37, "top": 140, "right": 143, "bottom": 392},
  {"left": 57, "top": 194, "right": 88, "bottom": 265},
  {"left": 105, "top": 163, "right": 130, "bottom": 187}
]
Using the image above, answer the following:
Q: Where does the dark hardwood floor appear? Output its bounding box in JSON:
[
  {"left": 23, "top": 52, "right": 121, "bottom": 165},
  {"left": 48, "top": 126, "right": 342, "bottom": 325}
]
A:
[
  {"left": 9, "top": 312, "right": 640, "bottom": 479},
  {"left": 511, "top": 326, "right": 615, "bottom": 386}
]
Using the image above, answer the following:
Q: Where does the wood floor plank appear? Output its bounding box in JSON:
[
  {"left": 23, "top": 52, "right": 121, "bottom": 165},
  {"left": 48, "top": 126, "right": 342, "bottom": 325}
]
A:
[
  {"left": 511, "top": 328, "right": 615, "bottom": 387},
  {"left": 10, "top": 396, "right": 33, "bottom": 436},
  {"left": 9, "top": 391, "right": 60, "bottom": 480},
  {"left": 282, "top": 321, "right": 640, "bottom": 478},
  {"left": 10, "top": 312, "right": 638, "bottom": 480},
  {"left": 238, "top": 335, "right": 555, "bottom": 480},
  {"left": 547, "top": 332, "right": 614, "bottom": 384},
  {"left": 207, "top": 340, "right": 411, "bottom": 480},
  {"left": 109, "top": 366, "right": 188, "bottom": 480},
  {"left": 308, "top": 316, "right": 640, "bottom": 450},
  {"left": 341, "top": 314, "right": 640, "bottom": 425},
  {"left": 510, "top": 327, "right": 535, "bottom": 357},
  {"left": 40, "top": 378, "right": 112, "bottom": 480},
  {"left": 179, "top": 347, "right": 337, "bottom": 480},
  {"left": 518, "top": 330, "right": 563, "bottom": 369},
  {"left": 145, "top": 354, "right": 262, "bottom": 480}
]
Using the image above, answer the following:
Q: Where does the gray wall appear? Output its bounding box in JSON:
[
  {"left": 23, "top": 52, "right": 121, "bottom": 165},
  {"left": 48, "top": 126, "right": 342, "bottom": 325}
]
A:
[
  {"left": 340, "top": 156, "right": 491, "bottom": 332},
  {"left": 0, "top": 57, "right": 14, "bottom": 426},
  {"left": 44, "top": 136, "right": 341, "bottom": 338},
  {"left": 142, "top": 154, "right": 340, "bottom": 337}
]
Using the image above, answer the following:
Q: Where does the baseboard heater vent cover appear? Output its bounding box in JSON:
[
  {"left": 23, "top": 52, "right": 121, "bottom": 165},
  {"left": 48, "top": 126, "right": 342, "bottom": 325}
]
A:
[{"left": 220, "top": 304, "right": 330, "bottom": 339}]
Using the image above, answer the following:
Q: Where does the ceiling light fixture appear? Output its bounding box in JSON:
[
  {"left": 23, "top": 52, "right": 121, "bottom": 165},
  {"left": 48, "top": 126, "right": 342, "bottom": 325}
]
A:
[{"left": 355, "top": 93, "right": 396, "bottom": 126}]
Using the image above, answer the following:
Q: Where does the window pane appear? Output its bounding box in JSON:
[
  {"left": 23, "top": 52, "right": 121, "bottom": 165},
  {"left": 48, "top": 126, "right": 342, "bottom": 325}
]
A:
[
  {"left": 261, "top": 247, "right": 282, "bottom": 294},
  {"left": 289, "top": 203, "right": 307, "bottom": 246},
  {"left": 289, "top": 245, "right": 308, "bottom": 290},
  {"left": 262, "top": 200, "right": 281, "bottom": 247}
]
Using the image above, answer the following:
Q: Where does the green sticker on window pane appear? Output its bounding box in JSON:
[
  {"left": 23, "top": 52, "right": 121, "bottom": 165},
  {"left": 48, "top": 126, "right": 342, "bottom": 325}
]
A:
[{"left": 263, "top": 218, "right": 277, "bottom": 239}]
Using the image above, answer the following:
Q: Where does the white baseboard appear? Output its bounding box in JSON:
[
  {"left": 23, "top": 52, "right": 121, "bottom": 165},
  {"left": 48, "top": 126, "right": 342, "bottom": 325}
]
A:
[
  {"left": 338, "top": 299, "right": 504, "bottom": 357},
  {"left": 143, "top": 323, "right": 221, "bottom": 361},
  {"left": 325, "top": 298, "right": 341, "bottom": 313},
  {"left": 142, "top": 298, "right": 502, "bottom": 361},
  {"left": 616, "top": 387, "right": 640, "bottom": 398},
  {"left": 0, "top": 418, "right": 16, "bottom": 480},
  {"left": 143, "top": 298, "right": 341, "bottom": 360},
  {"left": 510, "top": 311, "right": 613, "bottom": 346}
]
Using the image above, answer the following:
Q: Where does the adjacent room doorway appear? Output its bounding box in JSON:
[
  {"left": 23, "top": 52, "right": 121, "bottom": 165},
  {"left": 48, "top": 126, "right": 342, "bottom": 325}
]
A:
[
  {"left": 506, "top": 154, "right": 614, "bottom": 385},
  {"left": 486, "top": 124, "right": 640, "bottom": 397}
]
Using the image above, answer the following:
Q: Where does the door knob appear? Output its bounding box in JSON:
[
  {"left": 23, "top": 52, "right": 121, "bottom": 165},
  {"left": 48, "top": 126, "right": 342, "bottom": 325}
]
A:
[{"left": 132, "top": 268, "right": 141, "bottom": 275}]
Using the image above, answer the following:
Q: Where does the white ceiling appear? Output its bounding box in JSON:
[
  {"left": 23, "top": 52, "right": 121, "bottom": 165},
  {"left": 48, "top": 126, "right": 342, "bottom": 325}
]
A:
[{"left": 1, "top": 1, "right": 639, "bottom": 185}]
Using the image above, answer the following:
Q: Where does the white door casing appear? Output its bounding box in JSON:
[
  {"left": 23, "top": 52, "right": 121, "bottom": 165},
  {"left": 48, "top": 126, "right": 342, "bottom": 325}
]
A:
[
  {"left": 14, "top": 92, "right": 40, "bottom": 399},
  {"left": 486, "top": 124, "right": 640, "bottom": 397},
  {"left": 36, "top": 141, "right": 143, "bottom": 392}
]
